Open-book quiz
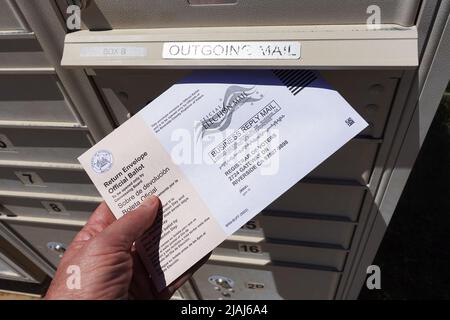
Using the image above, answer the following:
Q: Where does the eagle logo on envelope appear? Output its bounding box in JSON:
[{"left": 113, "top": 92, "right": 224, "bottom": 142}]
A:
[
  {"left": 197, "top": 85, "right": 263, "bottom": 140},
  {"left": 91, "top": 150, "right": 114, "bottom": 174}
]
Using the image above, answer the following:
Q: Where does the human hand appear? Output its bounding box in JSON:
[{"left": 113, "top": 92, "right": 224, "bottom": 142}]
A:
[{"left": 45, "top": 196, "right": 208, "bottom": 300}]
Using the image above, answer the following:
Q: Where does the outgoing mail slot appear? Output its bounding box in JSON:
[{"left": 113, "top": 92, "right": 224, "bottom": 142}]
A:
[
  {"left": 93, "top": 69, "right": 400, "bottom": 133},
  {"left": 216, "top": 239, "right": 347, "bottom": 271},
  {"left": 4, "top": 220, "right": 81, "bottom": 268},
  {"left": 233, "top": 214, "right": 356, "bottom": 249},
  {"left": 0, "top": 197, "right": 98, "bottom": 222},
  {"left": 267, "top": 182, "right": 365, "bottom": 221},
  {"left": 0, "top": 75, "right": 81, "bottom": 125},
  {"left": 193, "top": 262, "right": 340, "bottom": 300},
  {"left": 307, "top": 138, "right": 380, "bottom": 185}
]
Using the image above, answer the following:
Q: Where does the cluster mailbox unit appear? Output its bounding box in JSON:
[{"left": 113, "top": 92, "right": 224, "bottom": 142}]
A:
[{"left": 0, "top": 0, "right": 449, "bottom": 299}]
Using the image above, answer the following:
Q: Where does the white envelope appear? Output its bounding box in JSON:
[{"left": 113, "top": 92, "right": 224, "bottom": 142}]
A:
[{"left": 79, "top": 70, "right": 368, "bottom": 290}]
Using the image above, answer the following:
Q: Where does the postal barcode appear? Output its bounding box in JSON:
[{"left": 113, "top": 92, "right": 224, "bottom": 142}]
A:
[
  {"left": 273, "top": 70, "right": 318, "bottom": 96},
  {"left": 345, "top": 117, "right": 355, "bottom": 127}
]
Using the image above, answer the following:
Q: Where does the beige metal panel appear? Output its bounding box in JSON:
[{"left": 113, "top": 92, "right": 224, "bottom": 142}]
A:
[
  {"left": 0, "top": 255, "right": 23, "bottom": 281},
  {"left": 0, "top": 148, "right": 85, "bottom": 169},
  {"left": 0, "top": 126, "right": 92, "bottom": 149},
  {"left": 307, "top": 138, "right": 380, "bottom": 185},
  {"left": 0, "top": 219, "right": 55, "bottom": 278},
  {"left": 62, "top": 25, "right": 418, "bottom": 68},
  {"left": 216, "top": 239, "right": 347, "bottom": 271},
  {"left": 0, "top": 0, "right": 28, "bottom": 31},
  {"left": 268, "top": 182, "right": 365, "bottom": 221},
  {"left": 232, "top": 214, "right": 356, "bottom": 249},
  {"left": 0, "top": 166, "right": 91, "bottom": 185},
  {"left": 0, "top": 145, "right": 97, "bottom": 209},
  {"left": 0, "top": 234, "right": 47, "bottom": 284},
  {"left": 193, "top": 262, "right": 340, "bottom": 300},
  {"left": 0, "top": 179, "right": 101, "bottom": 203},
  {"left": 3, "top": 220, "right": 81, "bottom": 268},
  {"left": 16, "top": 0, "right": 115, "bottom": 142},
  {"left": 0, "top": 74, "right": 82, "bottom": 126},
  {"left": 0, "top": 197, "right": 97, "bottom": 222},
  {"left": 78, "top": 0, "right": 420, "bottom": 29},
  {"left": 340, "top": 2, "right": 450, "bottom": 299},
  {"left": 0, "top": 251, "right": 34, "bottom": 282},
  {"left": 0, "top": 35, "right": 51, "bottom": 71},
  {"left": 0, "top": 2, "right": 49, "bottom": 70}
]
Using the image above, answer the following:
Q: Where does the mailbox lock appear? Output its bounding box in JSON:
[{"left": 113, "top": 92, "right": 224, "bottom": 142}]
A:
[
  {"left": 47, "top": 242, "right": 67, "bottom": 257},
  {"left": 209, "top": 275, "right": 234, "bottom": 289},
  {"left": 209, "top": 275, "right": 235, "bottom": 289}
]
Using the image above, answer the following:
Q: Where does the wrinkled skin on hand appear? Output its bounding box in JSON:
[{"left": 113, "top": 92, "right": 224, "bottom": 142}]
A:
[{"left": 45, "top": 196, "right": 209, "bottom": 300}]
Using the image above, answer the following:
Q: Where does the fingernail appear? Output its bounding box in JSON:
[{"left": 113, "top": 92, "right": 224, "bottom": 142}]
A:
[{"left": 141, "top": 195, "right": 158, "bottom": 208}]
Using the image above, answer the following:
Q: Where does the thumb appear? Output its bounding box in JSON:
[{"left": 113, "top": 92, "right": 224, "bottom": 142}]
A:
[{"left": 98, "top": 196, "right": 160, "bottom": 250}]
